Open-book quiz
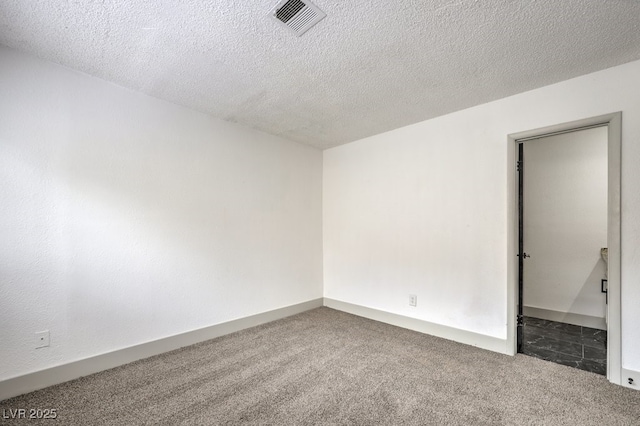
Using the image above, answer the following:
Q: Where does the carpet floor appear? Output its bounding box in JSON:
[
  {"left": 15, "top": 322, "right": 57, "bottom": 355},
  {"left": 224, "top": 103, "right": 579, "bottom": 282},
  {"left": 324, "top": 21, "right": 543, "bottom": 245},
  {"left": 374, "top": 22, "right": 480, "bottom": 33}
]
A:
[{"left": 1, "top": 307, "right": 639, "bottom": 425}]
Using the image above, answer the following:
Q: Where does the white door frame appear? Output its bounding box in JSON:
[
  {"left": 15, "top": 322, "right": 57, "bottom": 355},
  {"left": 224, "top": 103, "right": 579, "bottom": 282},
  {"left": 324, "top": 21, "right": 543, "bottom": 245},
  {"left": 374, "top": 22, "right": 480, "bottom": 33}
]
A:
[{"left": 506, "top": 112, "right": 622, "bottom": 385}]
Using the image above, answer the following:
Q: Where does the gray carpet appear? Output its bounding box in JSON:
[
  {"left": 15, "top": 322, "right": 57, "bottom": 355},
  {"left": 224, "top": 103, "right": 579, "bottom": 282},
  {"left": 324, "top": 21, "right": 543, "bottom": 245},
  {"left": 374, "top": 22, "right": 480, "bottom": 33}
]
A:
[{"left": 2, "top": 307, "right": 639, "bottom": 425}]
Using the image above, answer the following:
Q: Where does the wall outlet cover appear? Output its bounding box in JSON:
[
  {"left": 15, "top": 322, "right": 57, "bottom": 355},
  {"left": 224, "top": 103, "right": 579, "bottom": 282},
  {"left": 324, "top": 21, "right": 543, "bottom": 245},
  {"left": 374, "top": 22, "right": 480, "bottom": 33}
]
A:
[{"left": 409, "top": 294, "right": 417, "bottom": 307}]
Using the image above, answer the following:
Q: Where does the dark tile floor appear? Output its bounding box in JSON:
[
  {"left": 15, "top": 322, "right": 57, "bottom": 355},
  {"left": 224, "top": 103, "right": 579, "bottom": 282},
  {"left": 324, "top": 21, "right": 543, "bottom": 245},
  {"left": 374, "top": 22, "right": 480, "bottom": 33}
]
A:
[{"left": 521, "top": 316, "right": 607, "bottom": 375}]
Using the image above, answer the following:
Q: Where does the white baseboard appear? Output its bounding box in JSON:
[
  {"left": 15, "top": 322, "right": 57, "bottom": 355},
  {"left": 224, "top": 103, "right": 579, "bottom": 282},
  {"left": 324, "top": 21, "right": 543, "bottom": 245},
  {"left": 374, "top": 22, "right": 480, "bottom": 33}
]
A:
[
  {"left": 0, "top": 298, "right": 323, "bottom": 402},
  {"left": 323, "top": 298, "right": 507, "bottom": 354},
  {"left": 523, "top": 306, "right": 606, "bottom": 330}
]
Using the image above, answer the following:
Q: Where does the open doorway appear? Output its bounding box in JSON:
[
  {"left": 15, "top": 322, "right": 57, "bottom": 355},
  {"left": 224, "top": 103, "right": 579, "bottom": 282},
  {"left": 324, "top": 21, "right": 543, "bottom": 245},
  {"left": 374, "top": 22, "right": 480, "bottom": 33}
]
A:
[
  {"left": 518, "top": 126, "right": 608, "bottom": 375},
  {"left": 507, "top": 112, "right": 621, "bottom": 384}
]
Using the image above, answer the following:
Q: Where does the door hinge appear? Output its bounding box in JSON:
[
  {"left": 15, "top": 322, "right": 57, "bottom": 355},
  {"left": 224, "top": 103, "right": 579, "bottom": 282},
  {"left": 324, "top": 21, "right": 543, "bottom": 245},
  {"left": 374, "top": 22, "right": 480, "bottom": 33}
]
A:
[
  {"left": 516, "top": 161, "right": 523, "bottom": 172},
  {"left": 517, "top": 314, "right": 524, "bottom": 326}
]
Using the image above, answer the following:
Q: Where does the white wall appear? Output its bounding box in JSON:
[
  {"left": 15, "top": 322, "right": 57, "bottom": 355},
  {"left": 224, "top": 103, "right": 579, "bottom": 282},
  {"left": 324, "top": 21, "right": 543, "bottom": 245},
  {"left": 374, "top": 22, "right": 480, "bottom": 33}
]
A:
[
  {"left": 523, "top": 127, "right": 608, "bottom": 322},
  {"left": 0, "top": 46, "right": 323, "bottom": 381},
  {"left": 323, "top": 59, "right": 640, "bottom": 372}
]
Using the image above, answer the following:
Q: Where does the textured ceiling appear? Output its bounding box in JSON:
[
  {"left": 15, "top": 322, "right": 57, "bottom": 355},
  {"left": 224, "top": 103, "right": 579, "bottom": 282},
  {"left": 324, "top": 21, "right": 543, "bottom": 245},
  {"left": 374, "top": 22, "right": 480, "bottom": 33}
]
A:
[{"left": 1, "top": 1, "right": 640, "bottom": 149}]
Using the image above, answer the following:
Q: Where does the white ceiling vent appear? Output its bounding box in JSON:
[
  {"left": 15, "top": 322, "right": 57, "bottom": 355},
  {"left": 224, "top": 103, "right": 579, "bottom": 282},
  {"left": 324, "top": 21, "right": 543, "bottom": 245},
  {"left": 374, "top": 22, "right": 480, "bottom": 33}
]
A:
[{"left": 269, "top": 0, "right": 326, "bottom": 37}]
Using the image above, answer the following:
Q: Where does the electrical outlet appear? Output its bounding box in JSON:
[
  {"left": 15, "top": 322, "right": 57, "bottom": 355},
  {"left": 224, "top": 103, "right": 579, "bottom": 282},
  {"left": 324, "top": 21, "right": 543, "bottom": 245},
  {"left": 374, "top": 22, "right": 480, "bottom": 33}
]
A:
[
  {"left": 409, "top": 294, "right": 417, "bottom": 307},
  {"left": 35, "top": 330, "right": 50, "bottom": 349}
]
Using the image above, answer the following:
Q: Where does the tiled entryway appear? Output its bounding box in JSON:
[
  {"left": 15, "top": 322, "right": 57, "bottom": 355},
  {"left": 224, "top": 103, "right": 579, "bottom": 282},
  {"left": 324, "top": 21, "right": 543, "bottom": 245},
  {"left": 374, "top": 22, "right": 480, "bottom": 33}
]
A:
[{"left": 522, "top": 316, "right": 607, "bottom": 375}]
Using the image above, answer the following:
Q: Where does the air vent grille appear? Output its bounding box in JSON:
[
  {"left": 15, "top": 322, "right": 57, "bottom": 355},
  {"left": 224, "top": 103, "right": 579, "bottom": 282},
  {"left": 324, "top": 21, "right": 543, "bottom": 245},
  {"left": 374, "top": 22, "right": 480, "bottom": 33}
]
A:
[
  {"left": 275, "top": 0, "right": 306, "bottom": 23},
  {"left": 270, "top": 0, "right": 326, "bottom": 36}
]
